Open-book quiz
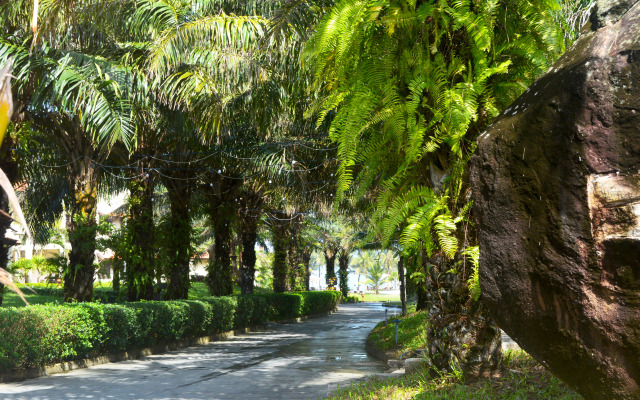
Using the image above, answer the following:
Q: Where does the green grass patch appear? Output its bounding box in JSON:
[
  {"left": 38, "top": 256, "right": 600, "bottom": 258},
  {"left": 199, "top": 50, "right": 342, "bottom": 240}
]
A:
[
  {"left": 1, "top": 291, "right": 62, "bottom": 308},
  {"left": 328, "top": 350, "right": 581, "bottom": 400},
  {"left": 2, "top": 282, "right": 275, "bottom": 307},
  {"left": 187, "top": 282, "right": 212, "bottom": 300},
  {"left": 350, "top": 306, "right": 581, "bottom": 400},
  {"left": 369, "top": 306, "right": 425, "bottom": 359},
  {"left": 362, "top": 292, "right": 401, "bottom": 302}
]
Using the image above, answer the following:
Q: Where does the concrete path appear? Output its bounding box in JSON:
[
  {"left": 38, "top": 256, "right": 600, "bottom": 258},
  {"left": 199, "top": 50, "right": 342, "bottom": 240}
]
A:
[{"left": 0, "top": 303, "right": 388, "bottom": 400}]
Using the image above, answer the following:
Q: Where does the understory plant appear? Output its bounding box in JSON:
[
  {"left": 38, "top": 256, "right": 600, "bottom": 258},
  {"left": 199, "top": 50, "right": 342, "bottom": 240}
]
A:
[{"left": 306, "top": 0, "right": 566, "bottom": 378}]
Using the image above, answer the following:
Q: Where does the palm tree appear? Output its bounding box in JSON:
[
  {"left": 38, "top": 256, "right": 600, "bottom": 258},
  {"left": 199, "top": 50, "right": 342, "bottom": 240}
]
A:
[
  {"left": 1, "top": 50, "right": 133, "bottom": 302},
  {"left": 254, "top": 249, "right": 273, "bottom": 289},
  {"left": 237, "top": 191, "right": 264, "bottom": 295},
  {"left": 305, "top": 0, "right": 566, "bottom": 376},
  {"left": 156, "top": 126, "right": 203, "bottom": 299},
  {"left": 362, "top": 253, "right": 386, "bottom": 295},
  {"left": 378, "top": 250, "right": 398, "bottom": 288}
]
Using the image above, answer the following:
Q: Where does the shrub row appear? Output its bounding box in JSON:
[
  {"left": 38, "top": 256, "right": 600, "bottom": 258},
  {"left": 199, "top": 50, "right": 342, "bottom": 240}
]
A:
[
  {"left": 341, "top": 295, "right": 361, "bottom": 304},
  {"left": 266, "top": 291, "right": 342, "bottom": 320},
  {"left": 0, "top": 291, "right": 341, "bottom": 371}
]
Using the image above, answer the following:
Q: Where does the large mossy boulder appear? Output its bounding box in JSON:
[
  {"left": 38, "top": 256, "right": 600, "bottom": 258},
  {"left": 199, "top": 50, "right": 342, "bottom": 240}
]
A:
[{"left": 471, "top": 1, "right": 640, "bottom": 399}]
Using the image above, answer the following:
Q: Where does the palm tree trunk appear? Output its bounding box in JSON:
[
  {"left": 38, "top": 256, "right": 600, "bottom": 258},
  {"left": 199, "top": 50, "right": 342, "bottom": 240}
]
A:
[
  {"left": 112, "top": 259, "right": 121, "bottom": 292},
  {"left": 301, "top": 250, "right": 311, "bottom": 291},
  {"left": 413, "top": 250, "right": 428, "bottom": 311},
  {"left": 271, "top": 219, "right": 289, "bottom": 293},
  {"left": 231, "top": 233, "right": 241, "bottom": 283},
  {"left": 287, "top": 220, "right": 303, "bottom": 291},
  {"left": 423, "top": 251, "right": 502, "bottom": 379},
  {"left": 239, "top": 216, "right": 258, "bottom": 295},
  {"left": 324, "top": 250, "right": 337, "bottom": 289},
  {"left": 65, "top": 160, "right": 98, "bottom": 302},
  {"left": 125, "top": 177, "right": 155, "bottom": 301},
  {"left": 164, "top": 183, "right": 192, "bottom": 300},
  {"left": 398, "top": 256, "right": 406, "bottom": 316},
  {"left": 207, "top": 210, "right": 234, "bottom": 296},
  {"left": 338, "top": 251, "right": 349, "bottom": 297}
]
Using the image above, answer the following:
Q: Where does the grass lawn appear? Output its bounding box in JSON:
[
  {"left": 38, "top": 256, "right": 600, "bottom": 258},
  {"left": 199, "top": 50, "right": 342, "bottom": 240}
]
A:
[
  {"left": 328, "top": 308, "right": 581, "bottom": 400},
  {"left": 329, "top": 350, "right": 580, "bottom": 399},
  {"left": 1, "top": 281, "right": 274, "bottom": 307},
  {"left": 1, "top": 289, "right": 62, "bottom": 307},
  {"left": 359, "top": 292, "right": 401, "bottom": 303},
  {"left": 369, "top": 305, "right": 424, "bottom": 358}
]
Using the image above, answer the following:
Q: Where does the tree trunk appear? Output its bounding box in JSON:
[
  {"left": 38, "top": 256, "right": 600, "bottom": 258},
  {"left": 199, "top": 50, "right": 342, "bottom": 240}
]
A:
[
  {"left": 287, "top": 220, "right": 304, "bottom": 291},
  {"left": 301, "top": 250, "right": 311, "bottom": 291},
  {"left": 414, "top": 251, "right": 428, "bottom": 311},
  {"left": 239, "top": 216, "right": 258, "bottom": 295},
  {"left": 398, "top": 256, "right": 407, "bottom": 316},
  {"left": 164, "top": 183, "right": 192, "bottom": 300},
  {"left": 338, "top": 251, "right": 349, "bottom": 297},
  {"left": 207, "top": 208, "right": 234, "bottom": 296},
  {"left": 112, "top": 260, "right": 121, "bottom": 292},
  {"left": 324, "top": 250, "right": 337, "bottom": 289},
  {"left": 231, "top": 233, "right": 241, "bottom": 284},
  {"left": 125, "top": 177, "right": 155, "bottom": 301},
  {"left": 424, "top": 252, "right": 502, "bottom": 379},
  {"left": 272, "top": 219, "right": 289, "bottom": 293},
  {"left": 415, "top": 274, "right": 428, "bottom": 311},
  {"left": 64, "top": 161, "right": 98, "bottom": 302}
]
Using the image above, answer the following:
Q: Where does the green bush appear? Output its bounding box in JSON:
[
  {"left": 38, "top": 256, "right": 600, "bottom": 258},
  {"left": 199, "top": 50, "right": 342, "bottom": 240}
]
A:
[
  {"left": 267, "top": 293, "right": 304, "bottom": 320},
  {"left": 234, "top": 295, "right": 270, "bottom": 329},
  {"left": 0, "top": 304, "right": 98, "bottom": 370},
  {"left": 341, "top": 295, "right": 360, "bottom": 303},
  {"left": 0, "top": 291, "right": 340, "bottom": 371},
  {"left": 266, "top": 291, "right": 341, "bottom": 320},
  {"left": 301, "top": 291, "right": 341, "bottom": 315}
]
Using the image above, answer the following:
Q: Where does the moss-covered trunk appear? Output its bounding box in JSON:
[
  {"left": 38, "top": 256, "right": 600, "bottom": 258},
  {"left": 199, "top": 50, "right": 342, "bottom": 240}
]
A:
[
  {"left": 301, "top": 250, "right": 311, "bottom": 291},
  {"left": 204, "top": 178, "right": 238, "bottom": 296},
  {"left": 271, "top": 219, "right": 289, "bottom": 293},
  {"left": 338, "top": 251, "right": 349, "bottom": 297},
  {"left": 125, "top": 177, "right": 156, "bottom": 301},
  {"left": 287, "top": 219, "right": 305, "bottom": 291},
  {"left": 412, "top": 254, "right": 428, "bottom": 311},
  {"left": 423, "top": 250, "right": 502, "bottom": 379},
  {"left": 112, "top": 259, "right": 121, "bottom": 292},
  {"left": 164, "top": 182, "right": 192, "bottom": 300},
  {"left": 64, "top": 159, "right": 98, "bottom": 302},
  {"left": 239, "top": 216, "right": 258, "bottom": 295},
  {"left": 207, "top": 206, "right": 234, "bottom": 296}
]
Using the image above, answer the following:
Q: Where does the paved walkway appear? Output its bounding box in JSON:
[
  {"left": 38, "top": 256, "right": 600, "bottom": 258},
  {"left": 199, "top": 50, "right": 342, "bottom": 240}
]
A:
[{"left": 0, "top": 303, "right": 388, "bottom": 400}]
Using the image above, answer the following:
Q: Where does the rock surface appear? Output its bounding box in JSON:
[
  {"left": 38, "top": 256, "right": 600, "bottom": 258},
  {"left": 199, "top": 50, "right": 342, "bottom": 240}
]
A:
[
  {"left": 471, "top": 2, "right": 640, "bottom": 399},
  {"left": 592, "top": 0, "right": 638, "bottom": 28}
]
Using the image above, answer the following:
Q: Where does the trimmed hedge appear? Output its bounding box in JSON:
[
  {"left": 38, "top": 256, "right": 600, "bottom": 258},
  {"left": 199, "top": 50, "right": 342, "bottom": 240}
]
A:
[
  {"left": 342, "top": 295, "right": 361, "bottom": 303},
  {"left": 265, "top": 291, "right": 342, "bottom": 320},
  {"left": 0, "top": 291, "right": 340, "bottom": 371}
]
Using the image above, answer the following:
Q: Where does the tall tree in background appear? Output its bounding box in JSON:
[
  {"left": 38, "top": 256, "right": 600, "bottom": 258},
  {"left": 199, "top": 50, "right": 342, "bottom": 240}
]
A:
[{"left": 270, "top": 214, "right": 292, "bottom": 293}]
